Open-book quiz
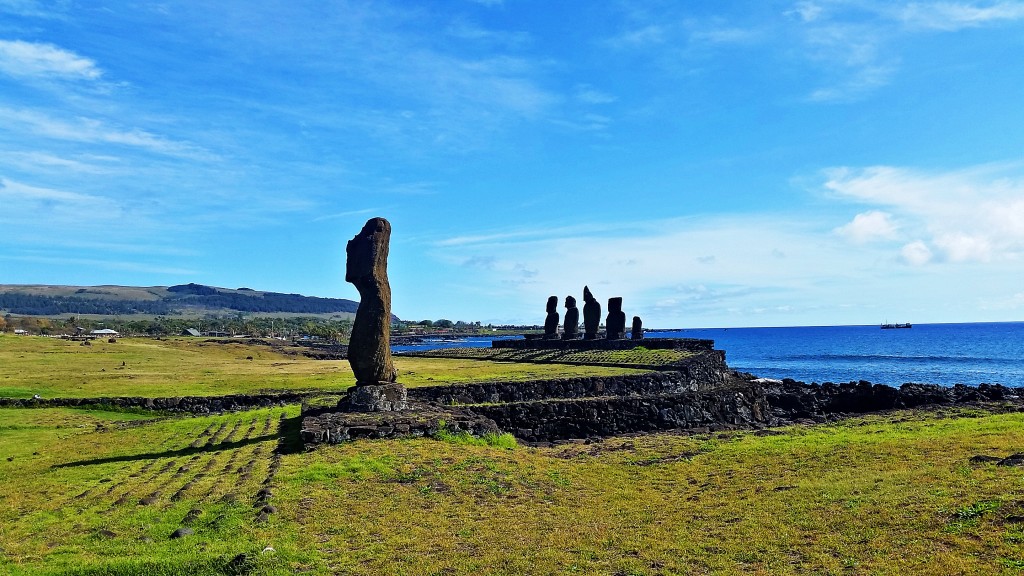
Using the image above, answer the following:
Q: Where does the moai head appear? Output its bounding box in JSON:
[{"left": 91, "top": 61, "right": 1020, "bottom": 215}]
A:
[
  {"left": 608, "top": 297, "right": 622, "bottom": 313},
  {"left": 546, "top": 296, "right": 558, "bottom": 313},
  {"left": 565, "top": 295, "right": 577, "bottom": 309},
  {"left": 345, "top": 217, "right": 391, "bottom": 289},
  {"left": 583, "top": 285, "right": 596, "bottom": 303}
]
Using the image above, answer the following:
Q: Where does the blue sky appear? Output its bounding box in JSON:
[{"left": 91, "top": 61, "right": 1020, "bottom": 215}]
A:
[{"left": 2, "top": 0, "right": 1024, "bottom": 327}]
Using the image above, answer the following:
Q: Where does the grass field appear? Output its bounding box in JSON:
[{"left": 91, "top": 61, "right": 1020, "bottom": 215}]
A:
[
  {"left": 0, "top": 335, "right": 643, "bottom": 399},
  {"left": 2, "top": 406, "right": 1024, "bottom": 574},
  {"left": 3, "top": 334, "right": 1024, "bottom": 574}
]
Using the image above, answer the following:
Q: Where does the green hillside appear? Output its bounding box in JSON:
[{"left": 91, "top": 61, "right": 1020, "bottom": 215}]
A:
[{"left": 0, "top": 283, "right": 361, "bottom": 318}]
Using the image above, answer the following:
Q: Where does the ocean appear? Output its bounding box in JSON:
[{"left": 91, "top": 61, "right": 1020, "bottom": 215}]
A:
[{"left": 395, "top": 323, "right": 1024, "bottom": 387}]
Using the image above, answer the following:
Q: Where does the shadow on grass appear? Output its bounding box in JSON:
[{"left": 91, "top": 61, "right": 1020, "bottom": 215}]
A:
[
  {"left": 275, "top": 414, "right": 306, "bottom": 455},
  {"left": 52, "top": 433, "right": 280, "bottom": 469}
]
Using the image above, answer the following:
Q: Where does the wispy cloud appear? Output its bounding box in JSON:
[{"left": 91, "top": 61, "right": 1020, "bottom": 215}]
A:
[
  {"left": 5, "top": 151, "right": 120, "bottom": 174},
  {"left": 0, "top": 177, "right": 124, "bottom": 224},
  {"left": 311, "top": 208, "right": 378, "bottom": 223},
  {"left": 792, "top": 1, "right": 1024, "bottom": 100},
  {"left": 0, "top": 107, "right": 214, "bottom": 159},
  {"left": 0, "top": 0, "right": 68, "bottom": 19},
  {"left": 897, "top": 1, "right": 1024, "bottom": 30},
  {"left": 0, "top": 253, "right": 197, "bottom": 276},
  {"left": 0, "top": 39, "right": 100, "bottom": 80},
  {"left": 574, "top": 84, "right": 617, "bottom": 104}
]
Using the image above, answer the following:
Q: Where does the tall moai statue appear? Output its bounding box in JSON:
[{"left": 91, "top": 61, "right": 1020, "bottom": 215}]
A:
[
  {"left": 606, "top": 297, "right": 626, "bottom": 339},
  {"left": 562, "top": 296, "right": 580, "bottom": 340},
  {"left": 345, "top": 217, "right": 405, "bottom": 411},
  {"left": 543, "top": 296, "right": 560, "bottom": 339},
  {"left": 631, "top": 316, "right": 643, "bottom": 340},
  {"left": 582, "top": 286, "right": 601, "bottom": 340}
]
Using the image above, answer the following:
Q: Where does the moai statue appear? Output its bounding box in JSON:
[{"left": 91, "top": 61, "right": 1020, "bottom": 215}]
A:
[
  {"left": 543, "top": 296, "right": 560, "bottom": 339},
  {"left": 344, "top": 217, "right": 405, "bottom": 411},
  {"left": 631, "top": 316, "right": 643, "bottom": 340},
  {"left": 562, "top": 296, "right": 580, "bottom": 340},
  {"left": 582, "top": 286, "right": 601, "bottom": 340},
  {"left": 605, "top": 297, "right": 626, "bottom": 340}
]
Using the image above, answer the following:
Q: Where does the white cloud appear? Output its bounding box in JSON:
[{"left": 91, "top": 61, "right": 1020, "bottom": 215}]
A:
[
  {"left": 0, "top": 39, "right": 100, "bottom": 80},
  {"left": 900, "top": 240, "right": 933, "bottom": 265},
  {"left": 835, "top": 210, "right": 899, "bottom": 243},
  {"left": 824, "top": 163, "right": 1024, "bottom": 263},
  {"left": 934, "top": 232, "right": 992, "bottom": 262}
]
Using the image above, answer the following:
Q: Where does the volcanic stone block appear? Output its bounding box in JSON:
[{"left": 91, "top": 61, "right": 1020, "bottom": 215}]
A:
[{"left": 346, "top": 383, "right": 408, "bottom": 412}]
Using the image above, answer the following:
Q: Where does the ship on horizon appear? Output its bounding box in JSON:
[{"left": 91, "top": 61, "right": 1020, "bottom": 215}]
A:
[{"left": 880, "top": 322, "right": 913, "bottom": 329}]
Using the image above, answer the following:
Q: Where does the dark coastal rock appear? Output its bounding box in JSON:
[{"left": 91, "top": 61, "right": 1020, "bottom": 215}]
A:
[
  {"left": 582, "top": 286, "right": 601, "bottom": 340},
  {"left": 631, "top": 316, "right": 643, "bottom": 340},
  {"left": 756, "top": 377, "right": 1022, "bottom": 422},
  {"left": 605, "top": 297, "right": 626, "bottom": 340},
  {"left": 562, "top": 296, "right": 580, "bottom": 340},
  {"left": 345, "top": 217, "right": 404, "bottom": 411},
  {"left": 169, "top": 527, "right": 193, "bottom": 539},
  {"left": 543, "top": 296, "right": 560, "bottom": 339}
]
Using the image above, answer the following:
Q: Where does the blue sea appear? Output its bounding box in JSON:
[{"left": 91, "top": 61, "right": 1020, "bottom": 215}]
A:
[{"left": 395, "top": 323, "right": 1024, "bottom": 387}]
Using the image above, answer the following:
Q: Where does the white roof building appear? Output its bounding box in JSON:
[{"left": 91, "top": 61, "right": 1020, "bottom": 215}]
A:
[{"left": 90, "top": 329, "right": 120, "bottom": 336}]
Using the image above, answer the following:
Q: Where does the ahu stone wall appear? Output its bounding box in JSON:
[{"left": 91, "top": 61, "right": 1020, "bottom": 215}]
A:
[{"left": 470, "top": 387, "right": 769, "bottom": 442}]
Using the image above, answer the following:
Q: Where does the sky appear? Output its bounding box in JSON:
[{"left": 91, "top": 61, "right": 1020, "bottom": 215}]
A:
[{"left": 2, "top": 0, "right": 1024, "bottom": 328}]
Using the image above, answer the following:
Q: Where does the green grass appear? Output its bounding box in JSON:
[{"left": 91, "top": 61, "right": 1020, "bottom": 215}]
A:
[
  {"left": 5, "top": 333, "right": 1024, "bottom": 574},
  {"left": 0, "top": 335, "right": 643, "bottom": 398},
  {"left": 404, "top": 345, "right": 695, "bottom": 367},
  {"left": 4, "top": 405, "right": 1024, "bottom": 574}
]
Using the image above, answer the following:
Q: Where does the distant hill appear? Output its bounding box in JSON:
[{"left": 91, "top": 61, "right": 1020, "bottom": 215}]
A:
[{"left": 0, "top": 283, "right": 367, "bottom": 318}]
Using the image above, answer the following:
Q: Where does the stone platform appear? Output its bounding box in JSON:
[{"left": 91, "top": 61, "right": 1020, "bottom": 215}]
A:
[
  {"left": 491, "top": 336, "right": 713, "bottom": 351},
  {"left": 299, "top": 401, "right": 499, "bottom": 444}
]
